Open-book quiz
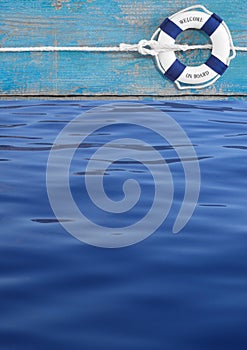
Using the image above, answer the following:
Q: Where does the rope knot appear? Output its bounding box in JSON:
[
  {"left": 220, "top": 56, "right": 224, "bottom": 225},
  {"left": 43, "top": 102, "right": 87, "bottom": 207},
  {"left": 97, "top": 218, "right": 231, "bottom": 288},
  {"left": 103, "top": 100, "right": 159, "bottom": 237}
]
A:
[
  {"left": 136, "top": 40, "right": 193, "bottom": 56},
  {"left": 137, "top": 40, "right": 160, "bottom": 56}
]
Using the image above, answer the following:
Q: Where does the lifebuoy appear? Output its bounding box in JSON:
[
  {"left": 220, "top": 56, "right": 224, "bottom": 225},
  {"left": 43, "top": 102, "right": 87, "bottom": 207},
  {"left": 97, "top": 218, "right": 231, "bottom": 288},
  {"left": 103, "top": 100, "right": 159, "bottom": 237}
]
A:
[{"left": 152, "top": 5, "right": 236, "bottom": 89}]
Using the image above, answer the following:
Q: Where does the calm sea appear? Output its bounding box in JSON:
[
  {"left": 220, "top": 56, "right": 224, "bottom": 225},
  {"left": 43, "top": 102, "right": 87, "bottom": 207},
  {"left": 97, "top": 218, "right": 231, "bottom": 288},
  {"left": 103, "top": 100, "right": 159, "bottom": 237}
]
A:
[{"left": 0, "top": 101, "right": 246, "bottom": 350}]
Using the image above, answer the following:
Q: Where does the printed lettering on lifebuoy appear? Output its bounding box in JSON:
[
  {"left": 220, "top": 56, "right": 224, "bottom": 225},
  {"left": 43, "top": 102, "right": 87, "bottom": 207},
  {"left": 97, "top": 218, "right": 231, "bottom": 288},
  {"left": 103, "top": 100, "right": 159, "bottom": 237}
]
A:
[{"left": 179, "top": 17, "right": 203, "bottom": 25}]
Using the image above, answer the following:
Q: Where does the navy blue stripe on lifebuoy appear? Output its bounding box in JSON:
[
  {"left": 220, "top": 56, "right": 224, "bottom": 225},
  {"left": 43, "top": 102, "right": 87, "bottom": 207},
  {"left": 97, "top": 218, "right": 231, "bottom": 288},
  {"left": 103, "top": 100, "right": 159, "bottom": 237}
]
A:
[
  {"left": 201, "top": 13, "right": 223, "bottom": 36},
  {"left": 205, "top": 55, "right": 228, "bottom": 75},
  {"left": 160, "top": 18, "right": 182, "bottom": 40},
  {"left": 164, "top": 59, "right": 186, "bottom": 81}
]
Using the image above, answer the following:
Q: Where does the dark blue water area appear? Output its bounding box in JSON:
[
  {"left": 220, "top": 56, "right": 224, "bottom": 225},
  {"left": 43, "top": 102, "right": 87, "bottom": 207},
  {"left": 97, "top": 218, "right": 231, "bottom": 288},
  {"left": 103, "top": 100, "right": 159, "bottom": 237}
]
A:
[{"left": 0, "top": 100, "right": 247, "bottom": 350}]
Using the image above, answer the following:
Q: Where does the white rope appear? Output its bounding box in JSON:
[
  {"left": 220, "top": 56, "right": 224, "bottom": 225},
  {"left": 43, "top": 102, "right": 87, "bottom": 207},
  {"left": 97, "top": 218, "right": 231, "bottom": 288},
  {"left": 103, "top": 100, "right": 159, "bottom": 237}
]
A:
[{"left": 0, "top": 40, "right": 246, "bottom": 55}]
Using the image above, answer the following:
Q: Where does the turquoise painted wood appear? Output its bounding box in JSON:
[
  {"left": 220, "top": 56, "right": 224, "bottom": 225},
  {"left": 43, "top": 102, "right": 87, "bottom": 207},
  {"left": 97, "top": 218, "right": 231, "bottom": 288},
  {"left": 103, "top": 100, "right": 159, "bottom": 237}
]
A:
[{"left": 0, "top": 0, "right": 246, "bottom": 97}]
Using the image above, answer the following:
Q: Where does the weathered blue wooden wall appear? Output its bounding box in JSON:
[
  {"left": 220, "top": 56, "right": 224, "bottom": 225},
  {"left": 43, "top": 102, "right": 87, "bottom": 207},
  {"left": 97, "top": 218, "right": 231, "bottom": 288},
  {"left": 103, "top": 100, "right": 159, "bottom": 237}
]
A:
[{"left": 0, "top": 0, "right": 246, "bottom": 97}]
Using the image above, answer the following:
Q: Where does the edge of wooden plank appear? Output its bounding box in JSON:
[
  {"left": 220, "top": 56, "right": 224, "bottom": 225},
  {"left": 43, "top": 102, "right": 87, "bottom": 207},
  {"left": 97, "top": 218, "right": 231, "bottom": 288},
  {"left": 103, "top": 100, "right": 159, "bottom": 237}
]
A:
[{"left": 0, "top": 94, "right": 246, "bottom": 101}]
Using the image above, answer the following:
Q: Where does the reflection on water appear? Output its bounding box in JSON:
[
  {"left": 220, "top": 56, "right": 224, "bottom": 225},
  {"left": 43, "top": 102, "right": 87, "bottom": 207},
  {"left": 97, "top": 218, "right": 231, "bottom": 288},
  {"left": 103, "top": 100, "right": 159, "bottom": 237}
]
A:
[{"left": 0, "top": 101, "right": 247, "bottom": 350}]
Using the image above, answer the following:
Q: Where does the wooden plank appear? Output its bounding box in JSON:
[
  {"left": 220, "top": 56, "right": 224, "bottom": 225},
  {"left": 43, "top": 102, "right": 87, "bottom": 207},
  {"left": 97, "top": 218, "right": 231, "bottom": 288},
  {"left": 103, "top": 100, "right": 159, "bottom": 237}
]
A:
[{"left": 0, "top": 0, "right": 246, "bottom": 97}]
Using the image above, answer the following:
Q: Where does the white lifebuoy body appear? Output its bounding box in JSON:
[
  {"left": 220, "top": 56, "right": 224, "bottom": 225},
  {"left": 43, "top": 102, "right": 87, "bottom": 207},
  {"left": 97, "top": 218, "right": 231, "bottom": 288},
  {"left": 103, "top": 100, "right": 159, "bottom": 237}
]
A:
[{"left": 152, "top": 5, "right": 235, "bottom": 89}]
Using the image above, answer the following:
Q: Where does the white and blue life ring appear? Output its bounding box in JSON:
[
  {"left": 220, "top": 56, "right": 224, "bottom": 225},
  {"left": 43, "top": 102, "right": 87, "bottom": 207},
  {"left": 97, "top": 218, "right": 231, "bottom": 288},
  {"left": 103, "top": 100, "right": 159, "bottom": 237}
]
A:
[{"left": 152, "top": 5, "right": 236, "bottom": 89}]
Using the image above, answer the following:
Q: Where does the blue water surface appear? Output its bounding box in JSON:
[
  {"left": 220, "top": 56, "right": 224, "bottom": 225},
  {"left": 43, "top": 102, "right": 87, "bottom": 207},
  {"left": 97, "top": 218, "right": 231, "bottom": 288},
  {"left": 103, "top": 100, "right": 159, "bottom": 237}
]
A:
[{"left": 0, "top": 100, "right": 247, "bottom": 350}]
